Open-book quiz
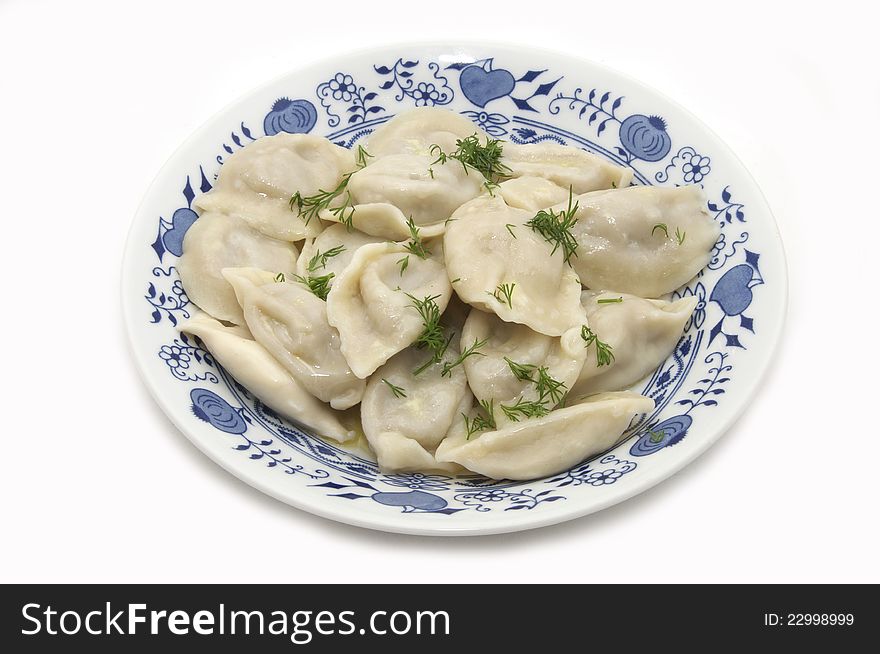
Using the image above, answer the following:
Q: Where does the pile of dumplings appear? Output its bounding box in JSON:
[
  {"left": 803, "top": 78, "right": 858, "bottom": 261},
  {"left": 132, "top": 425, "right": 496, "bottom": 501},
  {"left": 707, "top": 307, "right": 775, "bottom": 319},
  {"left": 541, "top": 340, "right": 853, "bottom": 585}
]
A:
[{"left": 178, "top": 108, "right": 720, "bottom": 481}]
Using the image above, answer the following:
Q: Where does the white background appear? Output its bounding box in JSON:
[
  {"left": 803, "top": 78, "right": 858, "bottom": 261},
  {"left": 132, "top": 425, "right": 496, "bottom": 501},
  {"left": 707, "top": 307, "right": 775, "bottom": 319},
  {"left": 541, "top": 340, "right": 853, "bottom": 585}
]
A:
[{"left": 1, "top": 0, "right": 878, "bottom": 583}]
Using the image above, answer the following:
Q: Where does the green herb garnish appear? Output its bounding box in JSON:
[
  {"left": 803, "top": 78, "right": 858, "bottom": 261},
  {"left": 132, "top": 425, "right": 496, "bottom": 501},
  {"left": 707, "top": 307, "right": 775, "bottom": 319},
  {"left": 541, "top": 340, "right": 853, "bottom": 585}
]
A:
[
  {"left": 463, "top": 399, "right": 497, "bottom": 440},
  {"left": 648, "top": 428, "right": 665, "bottom": 443},
  {"left": 355, "top": 144, "right": 373, "bottom": 168},
  {"left": 500, "top": 397, "right": 550, "bottom": 422},
  {"left": 440, "top": 338, "right": 488, "bottom": 378},
  {"left": 290, "top": 174, "right": 355, "bottom": 228},
  {"left": 381, "top": 379, "right": 407, "bottom": 399},
  {"left": 307, "top": 245, "right": 346, "bottom": 272},
  {"left": 525, "top": 187, "right": 579, "bottom": 265},
  {"left": 505, "top": 223, "right": 518, "bottom": 239},
  {"left": 491, "top": 282, "right": 516, "bottom": 308},
  {"left": 429, "top": 134, "right": 512, "bottom": 183},
  {"left": 580, "top": 325, "right": 615, "bottom": 367},
  {"left": 503, "top": 358, "right": 567, "bottom": 406},
  {"left": 596, "top": 297, "right": 623, "bottom": 304},
  {"left": 402, "top": 217, "right": 430, "bottom": 259},
  {"left": 397, "top": 255, "right": 410, "bottom": 276},
  {"left": 407, "top": 294, "right": 452, "bottom": 375},
  {"left": 292, "top": 272, "right": 335, "bottom": 301},
  {"left": 675, "top": 227, "right": 686, "bottom": 245},
  {"left": 274, "top": 272, "right": 286, "bottom": 283},
  {"left": 652, "top": 223, "right": 669, "bottom": 237}
]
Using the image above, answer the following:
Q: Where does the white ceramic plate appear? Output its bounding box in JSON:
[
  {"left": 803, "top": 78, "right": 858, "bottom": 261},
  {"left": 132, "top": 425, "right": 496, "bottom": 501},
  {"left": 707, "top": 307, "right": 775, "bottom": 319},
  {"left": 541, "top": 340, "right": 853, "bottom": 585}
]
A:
[{"left": 122, "top": 43, "right": 787, "bottom": 535}]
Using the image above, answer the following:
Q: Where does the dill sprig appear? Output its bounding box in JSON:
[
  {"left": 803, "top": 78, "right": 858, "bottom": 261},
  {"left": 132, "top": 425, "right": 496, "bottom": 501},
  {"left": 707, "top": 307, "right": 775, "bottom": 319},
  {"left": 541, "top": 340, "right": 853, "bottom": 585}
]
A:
[
  {"left": 381, "top": 378, "right": 407, "bottom": 399},
  {"left": 491, "top": 282, "right": 516, "bottom": 308},
  {"left": 525, "top": 187, "right": 579, "bottom": 265},
  {"left": 397, "top": 255, "right": 409, "bottom": 276},
  {"left": 292, "top": 272, "right": 335, "bottom": 301},
  {"left": 440, "top": 338, "right": 488, "bottom": 378},
  {"left": 647, "top": 428, "right": 665, "bottom": 443},
  {"left": 652, "top": 223, "right": 669, "bottom": 237},
  {"left": 580, "top": 325, "right": 615, "bottom": 367},
  {"left": 500, "top": 397, "right": 550, "bottom": 422},
  {"left": 505, "top": 223, "right": 517, "bottom": 239},
  {"left": 406, "top": 294, "right": 453, "bottom": 375},
  {"left": 503, "top": 358, "right": 567, "bottom": 406},
  {"left": 289, "top": 173, "right": 355, "bottom": 228},
  {"left": 274, "top": 272, "right": 286, "bottom": 283},
  {"left": 402, "top": 217, "right": 430, "bottom": 259},
  {"left": 675, "top": 227, "right": 686, "bottom": 245},
  {"left": 597, "top": 296, "right": 623, "bottom": 304},
  {"left": 429, "top": 134, "right": 512, "bottom": 183},
  {"left": 307, "top": 245, "right": 346, "bottom": 272},
  {"left": 355, "top": 144, "right": 373, "bottom": 168},
  {"left": 463, "top": 399, "right": 497, "bottom": 440}
]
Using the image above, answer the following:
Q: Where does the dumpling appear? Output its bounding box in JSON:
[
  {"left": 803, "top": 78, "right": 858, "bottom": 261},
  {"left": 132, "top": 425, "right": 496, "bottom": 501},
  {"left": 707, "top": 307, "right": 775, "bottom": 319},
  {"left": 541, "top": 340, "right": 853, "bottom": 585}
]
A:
[
  {"left": 499, "top": 176, "right": 570, "bottom": 211},
  {"left": 222, "top": 268, "right": 365, "bottom": 410},
  {"left": 177, "top": 212, "right": 298, "bottom": 325},
  {"left": 178, "top": 312, "right": 356, "bottom": 443},
  {"left": 564, "top": 185, "right": 721, "bottom": 297},
  {"left": 501, "top": 142, "right": 633, "bottom": 194},
  {"left": 360, "top": 344, "right": 471, "bottom": 473},
  {"left": 194, "top": 134, "right": 355, "bottom": 241},
  {"left": 461, "top": 309, "right": 586, "bottom": 426},
  {"left": 296, "top": 223, "right": 385, "bottom": 283},
  {"left": 327, "top": 153, "right": 484, "bottom": 237},
  {"left": 572, "top": 291, "right": 697, "bottom": 397},
  {"left": 435, "top": 392, "right": 653, "bottom": 480},
  {"left": 326, "top": 242, "right": 452, "bottom": 378},
  {"left": 364, "top": 107, "right": 488, "bottom": 157},
  {"left": 443, "top": 195, "right": 584, "bottom": 336}
]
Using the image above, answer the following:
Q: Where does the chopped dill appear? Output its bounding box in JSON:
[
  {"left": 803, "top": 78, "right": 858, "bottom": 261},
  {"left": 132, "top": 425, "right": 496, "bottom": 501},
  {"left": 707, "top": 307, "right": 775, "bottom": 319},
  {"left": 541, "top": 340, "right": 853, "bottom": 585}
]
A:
[
  {"left": 491, "top": 282, "right": 516, "bottom": 308},
  {"left": 580, "top": 325, "right": 615, "bottom": 367},
  {"left": 307, "top": 245, "right": 345, "bottom": 272},
  {"left": 402, "top": 217, "right": 430, "bottom": 259},
  {"left": 397, "top": 255, "right": 410, "bottom": 276},
  {"left": 647, "top": 428, "right": 665, "bottom": 443},
  {"left": 652, "top": 223, "right": 669, "bottom": 238},
  {"left": 505, "top": 223, "right": 518, "bottom": 239},
  {"left": 292, "top": 272, "right": 335, "bottom": 301},
  {"left": 525, "top": 187, "right": 579, "bottom": 265},
  {"left": 381, "top": 378, "right": 407, "bottom": 399},
  {"left": 290, "top": 174, "right": 355, "bottom": 228},
  {"left": 675, "top": 227, "right": 686, "bottom": 245},
  {"left": 464, "top": 399, "right": 497, "bottom": 440},
  {"left": 355, "top": 144, "right": 373, "bottom": 168},
  {"left": 500, "top": 397, "right": 550, "bottom": 422},
  {"left": 274, "top": 272, "right": 286, "bottom": 283},
  {"left": 429, "top": 134, "right": 512, "bottom": 183},
  {"left": 406, "top": 294, "right": 452, "bottom": 375},
  {"left": 596, "top": 297, "right": 623, "bottom": 304},
  {"left": 440, "top": 338, "right": 488, "bottom": 377}
]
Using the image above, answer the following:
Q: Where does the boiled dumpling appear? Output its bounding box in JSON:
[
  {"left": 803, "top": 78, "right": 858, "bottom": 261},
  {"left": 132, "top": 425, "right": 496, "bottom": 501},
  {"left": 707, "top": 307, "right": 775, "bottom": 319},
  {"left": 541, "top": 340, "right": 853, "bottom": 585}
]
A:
[
  {"left": 364, "top": 107, "right": 488, "bottom": 157},
  {"left": 323, "top": 153, "right": 483, "bottom": 238},
  {"left": 499, "top": 176, "right": 571, "bottom": 211},
  {"left": 178, "top": 312, "right": 356, "bottom": 443},
  {"left": 564, "top": 185, "right": 720, "bottom": 297},
  {"left": 296, "top": 223, "right": 385, "bottom": 283},
  {"left": 222, "top": 267, "right": 365, "bottom": 410},
  {"left": 460, "top": 309, "right": 586, "bottom": 426},
  {"left": 194, "top": 134, "right": 355, "bottom": 241},
  {"left": 572, "top": 290, "right": 697, "bottom": 397},
  {"left": 326, "top": 242, "right": 452, "bottom": 378},
  {"left": 360, "top": 344, "right": 471, "bottom": 473},
  {"left": 501, "top": 142, "right": 633, "bottom": 194},
  {"left": 435, "top": 392, "right": 653, "bottom": 480},
  {"left": 443, "top": 195, "right": 584, "bottom": 336},
  {"left": 177, "top": 212, "right": 298, "bottom": 325}
]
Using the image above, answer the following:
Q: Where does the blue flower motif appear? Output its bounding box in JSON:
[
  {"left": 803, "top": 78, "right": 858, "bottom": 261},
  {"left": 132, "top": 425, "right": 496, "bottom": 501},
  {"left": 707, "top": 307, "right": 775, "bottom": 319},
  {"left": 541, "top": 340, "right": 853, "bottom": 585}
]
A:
[
  {"left": 618, "top": 114, "right": 672, "bottom": 162},
  {"left": 190, "top": 389, "right": 247, "bottom": 434},
  {"left": 412, "top": 82, "right": 440, "bottom": 106},
  {"left": 682, "top": 154, "right": 711, "bottom": 183},
  {"left": 656, "top": 368, "right": 672, "bottom": 388},
  {"left": 462, "top": 110, "right": 510, "bottom": 136},
  {"left": 159, "top": 345, "right": 190, "bottom": 370},
  {"left": 470, "top": 489, "right": 507, "bottom": 503},
  {"left": 328, "top": 73, "right": 356, "bottom": 102},
  {"left": 263, "top": 97, "right": 317, "bottom": 136},
  {"left": 584, "top": 468, "right": 624, "bottom": 486},
  {"left": 384, "top": 472, "right": 449, "bottom": 491}
]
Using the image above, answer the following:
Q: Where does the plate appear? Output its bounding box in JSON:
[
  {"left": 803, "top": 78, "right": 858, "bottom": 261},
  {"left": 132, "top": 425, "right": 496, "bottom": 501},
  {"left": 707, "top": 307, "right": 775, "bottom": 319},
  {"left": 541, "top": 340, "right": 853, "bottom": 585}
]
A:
[{"left": 122, "top": 43, "right": 787, "bottom": 536}]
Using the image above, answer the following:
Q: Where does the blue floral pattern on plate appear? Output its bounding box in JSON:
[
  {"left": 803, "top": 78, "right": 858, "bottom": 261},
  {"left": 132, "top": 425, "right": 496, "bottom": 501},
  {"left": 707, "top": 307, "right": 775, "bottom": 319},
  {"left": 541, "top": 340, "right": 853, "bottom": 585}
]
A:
[{"left": 128, "top": 46, "right": 783, "bottom": 531}]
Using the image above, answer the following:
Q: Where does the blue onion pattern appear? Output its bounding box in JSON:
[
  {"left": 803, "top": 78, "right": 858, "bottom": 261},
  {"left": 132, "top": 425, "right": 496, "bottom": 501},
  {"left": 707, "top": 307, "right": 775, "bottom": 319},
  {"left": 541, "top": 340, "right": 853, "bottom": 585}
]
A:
[
  {"left": 619, "top": 114, "right": 672, "bottom": 162},
  {"left": 263, "top": 98, "right": 317, "bottom": 136},
  {"left": 190, "top": 388, "right": 247, "bottom": 434},
  {"left": 630, "top": 415, "right": 693, "bottom": 456}
]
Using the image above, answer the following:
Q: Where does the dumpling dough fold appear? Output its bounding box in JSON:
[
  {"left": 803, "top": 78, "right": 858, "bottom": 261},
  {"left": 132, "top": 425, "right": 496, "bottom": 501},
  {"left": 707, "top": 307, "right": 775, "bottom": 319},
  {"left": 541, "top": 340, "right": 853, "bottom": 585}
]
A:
[
  {"left": 364, "top": 107, "right": 488, "bottom": 157},
  {"left": 435, "top": 392, "right": 653, "bottom": 480},
  {"left": 501, "top": 142, "right": 633, "bottom": 194},
  {"left": 177, "top": 212, "right": 298, "bottom": 325},
  {"left": 179, "top": 312, "right": 356, "bottom": 443},
  {"left": 222, "top": 268, "right": 365, "bottom": 410},
  {"left": 194, "top": 134, "right": 355, "bottom": 241}
]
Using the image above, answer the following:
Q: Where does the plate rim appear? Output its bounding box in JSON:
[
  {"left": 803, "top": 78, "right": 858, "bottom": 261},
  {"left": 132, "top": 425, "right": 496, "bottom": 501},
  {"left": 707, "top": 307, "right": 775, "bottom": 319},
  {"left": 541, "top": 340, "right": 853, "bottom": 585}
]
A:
[{"left": 122, "top": 41, "right": 789, "bottom": 536}]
